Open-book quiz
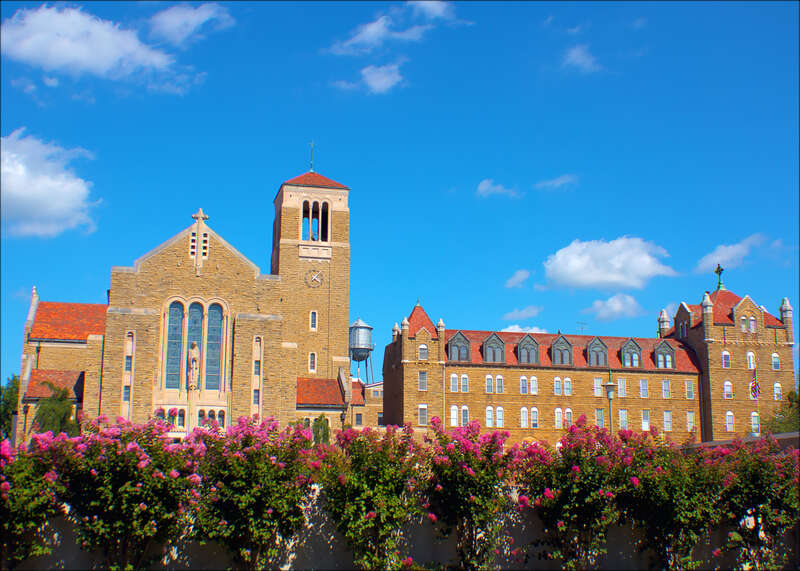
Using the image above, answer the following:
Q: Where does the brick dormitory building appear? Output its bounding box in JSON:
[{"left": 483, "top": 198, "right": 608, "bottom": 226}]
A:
[{"left": 12, "top": 169, "right": 796, "bottom": 446}]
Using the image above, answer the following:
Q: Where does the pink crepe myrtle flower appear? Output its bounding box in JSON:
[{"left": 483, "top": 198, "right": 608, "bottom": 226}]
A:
[
  {"left": 168, "top": 469, "right": 179, "bottom": 479},
  {"left": 364, "top": 511, "right": 377, "bottom": 520},
  {"left": 712, "top": 548, "right": 722, "bottom": 558},
  {"left": 518, "top": 495, "right": 530, "bottom": 509},
  {"left": 0, "top": 481, "right": 10, "bottom": 493},
  {"left": 571, "top": 465, "right": 580, "bottom": 474},
  {"left": 90, "top": 468, "right": 98, "bottom": 476},
  {"left": 630, "top": 476, "right": 640, "bottom": 487},
  {"left": 338, "top": 474, "right": 347, "bottom": 485},
  {"left": 556, "top": 520, "right": 565, "bottom": 528},
  {"left": 427, "top": 512, "right": 437, "bottom": 523},
  {"left": 544, "top": 488, "right": 554, "bottom": 499},
  {"left": 44, "top": 470, "right": 57, "bottom": 482},
  {"left": 401, "top": 556, "right": 413, "bottom": 567},
  {"left": 434, "top": 483, "right": 443, "bottom": 492},
  {"left": 187, "top": 473, "right": 202, "bottom": 485}
]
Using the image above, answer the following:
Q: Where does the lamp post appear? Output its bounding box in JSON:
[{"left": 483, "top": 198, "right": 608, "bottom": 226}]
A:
[{"left": 602, "top": 380, "right": 617, "bottom": 433}]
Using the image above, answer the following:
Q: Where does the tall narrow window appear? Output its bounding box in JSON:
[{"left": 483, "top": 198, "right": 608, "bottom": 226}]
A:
[
  {"left": 177, "top": 409, "right": 185, "bottom": 427},
  {"left": 122, "top": 385, "right": 131, "bottom": 402},
  {"left": 418, "top": 344, "right": 428, "bottom": 360},
  {"left": 520, "top": 407, "right": 528, "bottom": 428},
  {"left": 205, "top": 304, "right": 223, "bottom": 390},
  {"left": 198, "top": 409, "right": 206, "bottom": 426},
  {"left": 302, "top": 201, "right": 310, "bottom": 240},
  {"left": 663, "top": 411, "right": 672, "bottom": 432},
  {"left": 685, "top": 381, "right": 694, "bottom": 400},
  {"left": 208, "top": 410, "right": 216, "bottom": 422},
  {"left": 641, "top": 409, "right": 650, "bottom": 431},
  {"left": 595, "top": 408, "right": 604, "bottom": 428},
  {"left": 125, "top": 355, "right": 133, "bottom": 372},
  {"left": 750, "top": 412, "right": 759, "bottom": 433},
  {"left": 418, "top": 371, "right": 428, "bottom": 391},
  {"left": 520, "top": 376, "right": 528, "bottom": 394},
  {"left": 311, "top": 202, "right": 320, "bottom": 241},
  {"left": 657, "top": 354, "right": 664, "bottom": 368},
  {"left": 321, "top": 202, "right": 329, "bottom": 242},
  {"left": 450, "top": 405, "right": 458, "bottom": 427},
  {"left": 749, "top": 317, "right": 756, "bottom": 333},
  {"left": 740, "top": 317, "right": 747, "bottom": 331},
  {"left": 662, "top": 380, "right": 671, "bottom": 399},
  {"left": 485, "top": 406, "right": 494, "bottom": 428},
  {"left": 725, "top": 411, "right": 734, "bottom": 432},
  {"left": 187, "top": 302, "right": 204, "bottom": 389},
  {"left": 309, "top": 352, "right": 317, "bottom": 372},
  {"left": 496, "top": 375, "right": 504, "bottom": 394},
  {"left": 218, "top": 410, "right": 225, "bottom": 428},
  {"left": 774, "top": 383, "right": 782, "bottom": 401},
  {"left": 554, "top": 377, "right": 562, "bottom": 395},
  {"left": 640, "top": 379, "right": 649, "bottom": 398},
  {"left": 310, "top": 311, "right": 318, "bottom": 331},
  {"left": 496, "top": 407, "right": 504, "bottom": 428},
  {"left": 619, "top": 409, "right": 628, "bottom": 430},
  {"left": 530, "top": 376, "right": 538, "bottom": 395},
  {"left": 450, "top": 374, "right": 458, "bottom": 392},
  {"left": 771, "top": 353, "right": 780, "bottom": 370},
  {"left": 594, "top": 378, "right": 602, "bottom": 397},
  {"left": 746, "top": 352, "right": 755, "bottom": 369},
  {"left": 564, "top": 408, "right": 573, "bottom": 427},
  {"left": 722, "top": 351, "right": 731, "bottom": 368},
  {"left": 165, "top": 301, "right": 184, "bottom": 389},
  {"left": 124, "top": 332, "right": 134, "bottom": 375},
  {"left": 531, "top": 407, "right": 539, "bottom": 428},
  {"left": 461, "top": 374, "right": 469, "bottom": 393},
  {"left": 617, "top": 378, "right": 627, "bottom": 397},
  {"left": 418, "top": 404, "right": 428, "bottom": 426},
  {"left": 686, "top": 411, "right": 695, "bottom": 432},
  {"left": 723, "top": 381, "right": 733, "bottom": 399},
  {"left": 555, "top": 408, "right": 563, "bottom": 429},
  {"left": 563, "top": 377, "right": 572, "bottom": 396},
  {"left": 461, "top": 406, "right": 469, "bottom": 427},
  {"left": 253, "top": 389, "right": 260, "bottom": 405}
]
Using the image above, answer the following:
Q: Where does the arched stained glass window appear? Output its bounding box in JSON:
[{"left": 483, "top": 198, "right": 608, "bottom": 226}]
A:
[
  {"left": 165, "top": 301, "right": 184, "bottom": 389},
  {"left": 205, "top": 304, "right": 223, "bottom": 390},
  {"left": 187, "top": 303, "right": 204, "bottom": 388}
]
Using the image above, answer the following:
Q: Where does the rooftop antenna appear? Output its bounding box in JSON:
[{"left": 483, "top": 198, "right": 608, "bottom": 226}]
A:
[
  {"left": 714, "top": 263, "right": 726, "bottom": 290},
  {"left": 309, "top": 140, "right": 315, "bottom": 172},
  {"left": 576, "top": 321, "right": 587, "bottom": 334}
]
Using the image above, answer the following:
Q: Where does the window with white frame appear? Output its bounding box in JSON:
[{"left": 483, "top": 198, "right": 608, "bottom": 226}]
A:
[
  {"left": 685, "top": 380, "right": 694, "bottom": 400},
  {"left": 771, "top": 353, "right": 780, "bottom": 370},
  {"left": 554, "top": 377, "right": 562, "bottom": 395},
  {"left": 418, "top": 404, "right": 428, "bottom": 426},
  {"left": 746, "top": 352, "right": 755, "bottom": 370},
  {"left": 617, "top": 378, "right": 627, "bottom": 397},
  {"left": 619, "top": 409, "right": 628, "bottom": 430},
  {"left": 485, "top": 375, "right": 494, "bottom": 393},
  {"left": 418, "top": 371, "right": 428, "bottom": 391},
  {"left": 725, "top": 411, "right": 734, "bottom": 432},
  {"left": 774, "top": 382, "right": 782, "bottom": 401},
  {"left": 594, "top": 378, "right": 602, "bottom": 397},
  {"left": 750, "top": 412, "right": 759, "bottom": 433},
  {"left": 530, "top": 376, "right": 538, "bottom": 395},
  {"left": 450, "top": 374, "right": 458, "bottom": 392},
  {"left": 485, "top": 406, "right": 494, "bottom": 428},
  {"left": 450, "top": 405, "right": 458, "bottom": 427},
  {"left": 554, "top": 408, "right": 563, "bottom": 429},
  {"left": 722, "top": 351, "right": 731, "bottom": 368},
  {"left": 309, "top": 311, "right": 318, "bottom": 331},
  {"left": 418, "top": 344, "right": 428, "bottom": 360},
  {"left": 641, "top": 409, "right": 650, "bottom": 431},
  {"left": 461, "top": 374, "right": 469, "bottom": 393},
  {"left": 497, "top": 407, "right": 504, "bottom": 428},
  {"left": 520, "top": 407, "right": 528, "bottom": 428},
  {"left": 531, "top": 407, "right": 539, "bottom": 428},
  {"left": 662, "top": 380, "right": 671, "bottom": 399},
  {"left": 687, "top": 411, "right": 695, "bottom": 432},
  {"left": 563, "top": 377, "right": 572, "bottom": 396},
  {"left": 520, "top": 376, "right": 528, "bottom": 394},
  {"left": 595, "top": 408, "right": 604, "bottom": 428},
  {"left": 461, "top": 406, "right": 469, "bottom": 426},
  {"left": 640, "top": 379, "right": 649, "bottom": 398},
  {"left": 663, "top": 410, "right": 672, "bottom": 432},
  {"left": 564, "top": 408, "right": 573, "bottom": 427},
  {"left": 496, "top": 375, "right": 504, "bottom": 394},
  {"left": 740, "top": 317, "right": 747, "bottom": 332},
  {"left": 723, "top": 380, "right": 733, "bottom": 399},
  {"left": 309, "top": 352, "right": 316, "bottom": 372},
  {"left": 749, "top": 317, "right": 756, "bottom": 333}
]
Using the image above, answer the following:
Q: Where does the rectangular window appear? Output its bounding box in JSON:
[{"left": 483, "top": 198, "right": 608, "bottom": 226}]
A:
[
  {"left": 122, "top": 385, "right": 131, "bottom": 402},
  {"left": 554, "top": 378, "right": 562, "bottom": 396},
  {"left": 617, "top": 378, "right": 627, "bottom": 397},
  {"left": 663, "top": 410, "right": 672, "bottom": 432},
  {"left": 418, "top": 371, "right": 428, "bottom": 391},
  {"left": 687, "top": 411, "right": 695, "bottom": 432},
  {"left": 520, "top": 377, "right": 528, "bottom": 394},
  {"left": 496, "top": 376, "right": 504, "bottom": 394},
  {"left": 461, "top": 406, "right": 469, "bottom": 427},
  {"left": 254, "top": 360, "right": 261, "bottom": 376},
  {"left": 564, "top": 378, "right": 572, "bottom": 396},
  {"left": 485, "top": 375, "right": 493, "bottom": 393},
  {"left": 530, "top": 377, "right": 538, "bottom": 395},
  {"left": 450, "top": 374, "right": 458, "bottom": 393},
  {"left": 253, "top": 389, "right": 260, "bottom": 405},
  {"left": 355, "top": 413, "right": 363, "bottom": 426},
  {"left": 640, "top": 379, "right": 649, "bottom": 398},
  {"left": 377, "top": 413, "right": 384, "bottom": 426},
  {"left": 662, "top": 380, "right": 671, "bottom": 399},
  {"left": 619, "top": 409, "right": 628, "bottom": 430},
  {"left": 124, "top": 355, "right": 132, "bottom": 372},
  {"left": 461, "top": 375, "right": 469, "bottom": 393},
  {"left": 593, "top": 378, "right": 602, "bottom": 397},
  {"left": 595, "top": 408, "right": 604, "bottom": 428},
  {"left": 310, "top": 311, "right": 318, "bottom": 331},
  {"left": 418, "top": 405, "right": 428, "bottom": 426},
  {"left": 641, "top": 409, "right": 650, "bottom": 431},
  {"left": 309, "top": 352, "right": 316, "bottom": 372},
  {"left": 685, "top": 381, "right": 694, "bottom": 400}
]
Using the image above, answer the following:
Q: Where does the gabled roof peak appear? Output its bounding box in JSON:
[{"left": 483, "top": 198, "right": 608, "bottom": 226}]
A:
[{"left": 283, "top": 171, "right": 349, "bottom": 190}]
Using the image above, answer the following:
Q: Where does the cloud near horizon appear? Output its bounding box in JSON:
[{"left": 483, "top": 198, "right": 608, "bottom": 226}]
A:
[
  {"left": 695, "top": 234, "right": 767, "bottom": 273},
  {"left": 583, "top": 293, "right": 644, "bottom": 321},
  {"left": 505, "top": 269, "right": 531, "bottom": 288},
  {"left": 501, "top": 324, "right": 548, "bottom": 334}
]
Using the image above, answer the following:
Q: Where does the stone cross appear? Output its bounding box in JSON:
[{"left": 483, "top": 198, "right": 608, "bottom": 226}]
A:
[
  {"left": 714, "top": 263, "right": 725, "bottom": 290},
  {"left": 192, "top": 208, "right": 209, "bottom": 275}
]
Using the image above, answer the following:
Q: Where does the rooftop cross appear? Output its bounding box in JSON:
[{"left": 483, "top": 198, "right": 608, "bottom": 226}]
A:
[
  {"left": 192, "top": 208, "right": 209, "bottom": 223},
  {"left": 714, "top": 263, "right": 726, "bottom": 291}
]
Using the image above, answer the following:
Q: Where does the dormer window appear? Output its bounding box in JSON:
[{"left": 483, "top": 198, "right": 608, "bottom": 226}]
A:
[
  {"left": 586, "top": 338, "right": 607, "bottom": 367},
  {"left": 551, "top": 336, "right": 572, "bottom": 366},
  {"left": 483, "top": 334, "right": 505, "bottom": 363},
  {"left": 654, "top": 341, "right": 675, "bottom": 369},
  {"left": 621, "top": 340, "right": 642, "bottom": 368},
  {"left": 448, "top": 332, "right": 470, "bottom": 362},
  {"left": 517, "top": 335, "right": 539, "bottom": 365}
]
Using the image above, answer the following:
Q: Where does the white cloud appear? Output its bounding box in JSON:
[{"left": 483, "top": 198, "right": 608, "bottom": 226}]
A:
[
  {"left": 1, "top": 128, "right": 98, "bottom": 237},
  {"left": 632, "top": 17, "right": 647, "bottom": 30},
  {"left": 1, "top": 6, "right": 173, "bottom": 78},
  {"left": 502, "top": 324, "right": 548, "bottom": 334},
  {"left": 583, "top": 293, "right": 644, "bottom": 321},
  {"left": 10, "top": 77, "right": 36, "bottom": 94},
  {"left": 535, "top": 173, "right": 578, "bottom": 190},
  {"left": 503, "top": 306, "right": 543, "bottom": 320},
  {"left": 149, "top": 3, "right": 234, "bottom": 46},
  {"left": 407, "top": 1, "right": 455, "bottom": 20},
  {"left": 330, "top": 14, "right": 430, "bottom": 55},
  {"left": 543, "top": 236, "right": 678, "bottom": 289},
  {"left": 505, "top": 269, "right": 531, "bottom": 288},
  {"left": 361, "top": 62, "right": 403, "bottom": 94},
  {"left": 476, "top": 178, "right": 520, "bottom": 198},
  {"left": 42, "top": 75, "right": 58, "bottom": 87},
  {"left": 695, "top": 234, "right": 767, "bottom": 273},
  {"left": 562, "top": 44, "right": 602, "bottom": 73}
]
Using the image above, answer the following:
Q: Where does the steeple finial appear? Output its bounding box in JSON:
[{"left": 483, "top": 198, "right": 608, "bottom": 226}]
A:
[
  {"left": 309, "top": 140, "right": 315, "bottom": 172},
  {"left": 714, "top": 263, "right": 726, "bottom": 290}
]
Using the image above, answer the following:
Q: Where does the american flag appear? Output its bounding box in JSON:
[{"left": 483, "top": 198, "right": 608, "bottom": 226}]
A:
[{"left": 749, "top": 368, "right": 761, "bottom": 399}]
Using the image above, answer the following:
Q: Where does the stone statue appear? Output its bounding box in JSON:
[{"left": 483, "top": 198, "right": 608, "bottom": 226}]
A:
[{"left": 188, "top": 342, "right": 200, "bottom": 390}]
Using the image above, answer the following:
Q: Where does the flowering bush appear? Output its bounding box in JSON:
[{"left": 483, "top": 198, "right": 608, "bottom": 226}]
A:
[
  {"left": 517, "top": 416, "right": 621, "bottom": 569},
  {"left": 34, "top": 416, "right": 194, "bottom": 570},
  {"left": 614, "top": 429, "right": 722, "bottom": 570},
  {"left": 193, "top": 416, "right": 313, "bottom": 570},
  {"left": 0, "top": 439, "right": 60, "bottom": 567},
  {"left": 426, "top": 417, "right": 513, "bottom": 569},
  {"left": 314, "top": 425, "right": 424, "bottom": 570},
  {"left": 705, "top": 436, "right": 800, "bottom": 570}
]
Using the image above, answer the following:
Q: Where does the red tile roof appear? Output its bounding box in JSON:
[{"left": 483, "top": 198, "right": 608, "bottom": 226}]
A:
[
  {"left": 29, "top": 302, "right": 107, "bottom": 341},
  {"left": 443, "top": 329, "right": 700, "bottom": 373},
  {"left": 25, "top": 369, "right": 84, "bottom": 400},
  {"left": 686, "top": 290, "right": 784, "bottom": 328},
  {"left": 408, "top": 304, "right": 438, "bottom": 338},
  {"left": 283, "top": 171, "right": 349, "bottom": 190},
  {"left": 296, "top": 378, "right": 365, "bottom": 407}
]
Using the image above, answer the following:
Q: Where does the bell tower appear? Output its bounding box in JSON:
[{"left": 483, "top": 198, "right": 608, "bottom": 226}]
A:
[{"left": 271, "top": 171, "right": 351, "bottom": 380}]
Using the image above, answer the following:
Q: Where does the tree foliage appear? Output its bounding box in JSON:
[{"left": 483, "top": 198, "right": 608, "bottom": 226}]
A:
[
  {"left": 763, "top": 390, "right": 800, "bottom": 434},
  {"left": 0, "top": 375, "right": 19, "bottom": 440},
  {"left": 32, "top": 382, "right": 79, "bottom": 437}
]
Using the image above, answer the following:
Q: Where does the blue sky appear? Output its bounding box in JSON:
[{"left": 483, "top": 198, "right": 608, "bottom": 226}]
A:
[{"left": 2, "top": 1, "right": 798, "bottom": 386}]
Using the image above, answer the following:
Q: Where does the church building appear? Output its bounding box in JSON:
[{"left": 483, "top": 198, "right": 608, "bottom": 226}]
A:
[{"left": 15, "top": 170, "right": 363, "bottom": 443}]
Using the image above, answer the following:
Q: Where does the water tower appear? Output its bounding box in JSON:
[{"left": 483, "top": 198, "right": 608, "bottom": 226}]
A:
[{"left": 349, "top": 317, "right": 375, "bottom": 383}]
